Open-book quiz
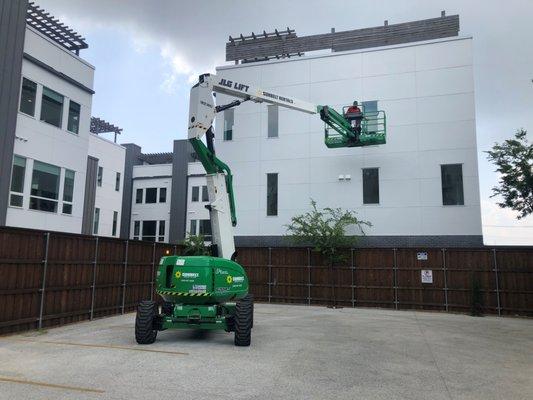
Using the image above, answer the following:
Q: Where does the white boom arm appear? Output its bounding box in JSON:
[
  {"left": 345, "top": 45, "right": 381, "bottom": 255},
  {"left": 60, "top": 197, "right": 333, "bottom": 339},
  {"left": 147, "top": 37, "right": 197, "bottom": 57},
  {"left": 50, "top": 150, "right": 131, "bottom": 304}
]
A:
[
  {"left": 188, "top": 73, "right": 317, "bottom": 141},
  {"left": 187, "top": 74, "right": 317, "bottom": 260}
]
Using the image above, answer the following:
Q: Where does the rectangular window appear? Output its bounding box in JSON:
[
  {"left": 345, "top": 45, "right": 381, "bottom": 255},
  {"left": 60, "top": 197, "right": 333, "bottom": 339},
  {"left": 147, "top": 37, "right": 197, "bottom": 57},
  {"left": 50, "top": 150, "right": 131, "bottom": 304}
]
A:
[
  {"left": 441, "top": 164, "right": 464, "bottom": 205},
  {"left": 199, "top": 219, "right": 212, "bottom": 241},
  {"left": 189, "top": 219, "right": 197, "bottom": 235},
  {"left": 40, "top": 87, "right": 64, "bottom": 128},
  {"left": 362, "top": 100, "right": 378, "bottom": 113},
  {"left": 62, "top": 169, "right": 75, "bottom": 214},
  {"left": 267, "top": 173, "right": 278, "bottom": 216},
  {"left": 201, "top": 185, "right": 209, "bottom": 202},
  {"left": 142, "top": 220, "right": 157, "bottom": 241},
  {"left": 20, "top": 78, "right": 37, "bottom": 116},
  {"left": 159, "top": 187, "right": 167, "bottom": 203},
  {"left": 9, "top": 155, "right": 26, "bottom": 207},
  {"left": 133, "top": 220, "right": 140, "bottom": 240},
  {"left": 97, "top": 166, "right": 103, "bottom": 187},
  {"left": 115, "top": 172, "right": 121, "bottom": 191},
  {"left": 362, "top": 168, "right": 380, "bottom": 204},
  {"left": 93, "top": 207, "right": 100, "bottom": 235},
  {"left": 145, "top": 188, "right": 157, "bottom": 203},
  {"left": 30, "top": 160, "right": 60, "bottom": 213},
  {"left": 158, "top": 220, "right": 165, "bottom": 242},
  {"left": 112, "top": 211, "right": 118, "bottom": 236},
  {"left": 223, "top": 108, "right": 234, "bottom": 141},
  {"left": 362, "top": 101, "right": 378, "bottom": 133},
  {"left": 136, "top": 188, "right": 143, "bottom": 204},
  {"left": 191, "top": 186, "right": 199, "bottom": 202},
  {"left": 67, "top": 100, "right": 80, "bottom": 134},
  {"left": 267, "top": 105, "right": 278, "bottom": 138}
]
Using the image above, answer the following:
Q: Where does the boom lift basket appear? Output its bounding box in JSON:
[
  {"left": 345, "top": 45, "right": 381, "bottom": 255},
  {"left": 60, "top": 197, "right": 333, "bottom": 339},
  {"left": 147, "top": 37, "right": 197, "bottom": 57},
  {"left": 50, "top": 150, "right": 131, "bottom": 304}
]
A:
[{"left": 321, "top": 105, "right": 387, "bottom": 148}]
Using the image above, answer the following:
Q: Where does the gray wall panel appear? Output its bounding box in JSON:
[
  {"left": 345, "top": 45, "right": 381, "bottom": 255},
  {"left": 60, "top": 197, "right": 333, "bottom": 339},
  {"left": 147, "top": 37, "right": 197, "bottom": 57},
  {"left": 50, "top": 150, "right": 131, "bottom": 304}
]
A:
[
  {"left": 81, "top": 156, "right": 98, "bottom": 235},
  {"left": 119, "top": 143, "right": 142, "bottom": 238},
  {"left": 0, "top": 0, "right": 28, "bottom": 225},
  {"left": 169, "top": 139, "right": 193, "bottom": 243}
]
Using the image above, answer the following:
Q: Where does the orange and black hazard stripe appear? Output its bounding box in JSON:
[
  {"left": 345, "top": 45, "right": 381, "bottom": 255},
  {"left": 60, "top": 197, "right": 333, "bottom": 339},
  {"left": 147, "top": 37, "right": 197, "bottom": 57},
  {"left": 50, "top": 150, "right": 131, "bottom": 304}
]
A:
[{"left": 157, "top": 290, "right": 212, "bottom": 297}]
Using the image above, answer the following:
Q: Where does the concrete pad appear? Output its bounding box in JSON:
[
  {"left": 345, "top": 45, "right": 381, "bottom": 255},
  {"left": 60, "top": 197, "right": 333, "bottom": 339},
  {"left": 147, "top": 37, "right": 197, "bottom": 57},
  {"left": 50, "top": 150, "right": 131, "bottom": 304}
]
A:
[{"left": 0, "top": 304, "right": 531, "bottom": 400}]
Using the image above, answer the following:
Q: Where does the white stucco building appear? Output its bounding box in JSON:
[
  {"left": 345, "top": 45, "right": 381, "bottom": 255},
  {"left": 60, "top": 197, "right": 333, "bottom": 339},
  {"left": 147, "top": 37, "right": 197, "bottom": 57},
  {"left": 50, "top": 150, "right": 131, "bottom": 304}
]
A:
[
  {"left": 186, "top": 162, "right": 211, "bottom": 240},
  {"left": 130, "top": 163, "right": 172, "bottom": 242},
  {"left": 4, "top": 6, "right": 125, "bottom": 238},
  {"left": 89, "top": 133, "right": 125, "bottom": 237},
  {"left": 212, "top": 35, "right": 483, "bottom": 246}
]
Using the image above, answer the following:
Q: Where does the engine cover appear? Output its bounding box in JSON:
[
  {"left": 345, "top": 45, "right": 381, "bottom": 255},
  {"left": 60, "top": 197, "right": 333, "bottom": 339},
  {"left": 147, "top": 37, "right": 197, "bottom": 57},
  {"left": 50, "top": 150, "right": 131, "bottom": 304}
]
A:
[{"left": 156, "top": 256, "right": 249, "bottom": 304}]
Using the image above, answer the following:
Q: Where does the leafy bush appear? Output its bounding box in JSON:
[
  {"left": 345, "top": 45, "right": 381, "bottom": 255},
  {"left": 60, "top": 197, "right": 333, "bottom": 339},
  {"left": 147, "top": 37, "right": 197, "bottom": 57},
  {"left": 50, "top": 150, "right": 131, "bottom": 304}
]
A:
[
  {"left": 182, "top": 234, "right": 210, "bottom": 256},
  {"left": 285, "top": 199, "right": 371, "bottom": 265}
]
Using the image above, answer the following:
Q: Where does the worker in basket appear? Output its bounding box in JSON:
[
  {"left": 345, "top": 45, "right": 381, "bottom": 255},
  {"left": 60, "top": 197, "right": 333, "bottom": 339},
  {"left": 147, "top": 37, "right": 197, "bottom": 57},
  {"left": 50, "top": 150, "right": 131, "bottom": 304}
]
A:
[{"left": 344, "top": 101, "right": 363, "bottom": 135}]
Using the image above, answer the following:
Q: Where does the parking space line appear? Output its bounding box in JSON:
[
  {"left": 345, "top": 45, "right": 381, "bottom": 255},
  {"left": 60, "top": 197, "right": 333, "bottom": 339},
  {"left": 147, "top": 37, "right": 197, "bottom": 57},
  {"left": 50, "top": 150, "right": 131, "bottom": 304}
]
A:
[
  {"left": 8, "top": 338, "right": 189, "bottom": 356},
  {"left": 0, "top": 376, "right": 105, "bottom": 394}
]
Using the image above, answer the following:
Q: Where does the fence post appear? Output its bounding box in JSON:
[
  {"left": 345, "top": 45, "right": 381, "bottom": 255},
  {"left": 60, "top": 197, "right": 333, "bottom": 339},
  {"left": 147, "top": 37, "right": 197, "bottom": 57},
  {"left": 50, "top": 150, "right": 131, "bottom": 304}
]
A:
[
  {"left": 150, "top": 242, "right": 156, "bottom": 301},
  {"left": 268, "top": 247, "right": 272, "bottom": 303},
  {"left": 492, "top": 248, "right": 501, "bottom": 316},
  {"left": 121, "top": 240, "right": 129, "bottom": 314},
  {"left": 442, "top": 248, "right": 449, "bottom": 312},
  {"left": 307, "top": 248, "right": 311, "bottom": 305},
  {"left": 90, "top": 237, "right": 99, "bottom": 320},
  {"left": 351, "top": 248, "right": 355, "bottom": 308},
  {"left": 386, "top": 248, "right": 398, "bottom": 310},
  {"left": 38, "top": 232, "right": 50, "bottom": 330}
]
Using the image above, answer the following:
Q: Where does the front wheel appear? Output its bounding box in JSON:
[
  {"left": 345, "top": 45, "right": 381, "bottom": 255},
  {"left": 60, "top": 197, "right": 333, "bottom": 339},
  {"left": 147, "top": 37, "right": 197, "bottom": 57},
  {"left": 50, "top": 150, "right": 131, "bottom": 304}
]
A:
[
  {"left": 234, "top": 294, "right": 253, "bottom": 347},
  {"left": 135, "top": 301, "right": 158, "bottom": 344}
]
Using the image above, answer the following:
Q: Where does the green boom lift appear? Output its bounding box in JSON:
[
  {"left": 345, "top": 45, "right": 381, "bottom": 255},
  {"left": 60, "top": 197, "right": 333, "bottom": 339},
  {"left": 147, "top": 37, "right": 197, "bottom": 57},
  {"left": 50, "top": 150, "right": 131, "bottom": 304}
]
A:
[{"left": 135, "top": 74, "right": 386, "bottom": 346}]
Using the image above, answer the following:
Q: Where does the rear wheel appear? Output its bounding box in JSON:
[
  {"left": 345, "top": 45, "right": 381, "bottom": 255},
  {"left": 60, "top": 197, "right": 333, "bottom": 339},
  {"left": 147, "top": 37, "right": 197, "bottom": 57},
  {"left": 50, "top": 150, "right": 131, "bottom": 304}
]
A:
[
  {"left": 135, "top": 301, "right": 158, "bottom": 344},
  {"left": 234, "top": 294, "right": 253, "bottom": 347}
]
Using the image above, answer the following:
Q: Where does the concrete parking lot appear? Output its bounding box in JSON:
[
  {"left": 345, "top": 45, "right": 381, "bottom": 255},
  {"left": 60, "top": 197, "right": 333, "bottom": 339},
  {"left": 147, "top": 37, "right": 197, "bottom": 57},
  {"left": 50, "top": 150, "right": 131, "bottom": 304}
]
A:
[{"left": 0, "top": 304, "right": 531, "bottom": 400}]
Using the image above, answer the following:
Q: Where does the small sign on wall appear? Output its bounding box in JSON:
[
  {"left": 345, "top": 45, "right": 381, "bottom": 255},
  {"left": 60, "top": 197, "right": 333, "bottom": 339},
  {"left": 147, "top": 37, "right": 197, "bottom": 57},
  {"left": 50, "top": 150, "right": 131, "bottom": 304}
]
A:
[
  {"left": 421, "top": 269, "right": 433, "bottom": 284},
  {"left": 417, "top": 252, "right": 428, "bottom": 261}
]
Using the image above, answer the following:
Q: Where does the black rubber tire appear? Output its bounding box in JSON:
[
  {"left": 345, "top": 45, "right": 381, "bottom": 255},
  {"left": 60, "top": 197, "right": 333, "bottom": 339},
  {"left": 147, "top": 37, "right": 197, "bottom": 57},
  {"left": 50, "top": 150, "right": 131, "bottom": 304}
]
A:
[
  {"left": 135, "top": 301, "right": 158, "bottom": 344},
  {"left": 234, "top": 294, "right": 253, "bottom": 346},
  {"left": 162, "top": 301, "right": 173, "bottom": 316}
]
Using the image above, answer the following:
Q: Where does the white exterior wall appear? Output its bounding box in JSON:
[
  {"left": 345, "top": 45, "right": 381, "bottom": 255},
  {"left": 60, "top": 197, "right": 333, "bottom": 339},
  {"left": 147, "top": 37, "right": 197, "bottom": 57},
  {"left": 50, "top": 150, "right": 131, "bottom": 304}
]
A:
[
  {"left": 130, "top": 164, "right": 172, "bottom": 241},
  {"left": 88, "top": 134, "right": 125, "bottom": 237},
  {"left": 214, "top": 37, "right": 482, "bottom": 238},
  {"left": 6, "top": 27, "right": 95, "bottom": 233},
  {"left": 186, "top": 162, "right": 208, "bottom": 236}
]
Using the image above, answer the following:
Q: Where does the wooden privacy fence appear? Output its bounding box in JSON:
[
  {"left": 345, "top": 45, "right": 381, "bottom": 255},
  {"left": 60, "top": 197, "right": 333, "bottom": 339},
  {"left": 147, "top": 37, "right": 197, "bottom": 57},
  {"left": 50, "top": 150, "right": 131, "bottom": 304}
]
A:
[
  {"left": 0, "top": 227, "right": 177, "bottom": 335},
  {"left": 238, "top": 247, "right": 532, "bottom": 316},
  {"left": 1, "top": 227, "right": 532, "bottom": 335}
]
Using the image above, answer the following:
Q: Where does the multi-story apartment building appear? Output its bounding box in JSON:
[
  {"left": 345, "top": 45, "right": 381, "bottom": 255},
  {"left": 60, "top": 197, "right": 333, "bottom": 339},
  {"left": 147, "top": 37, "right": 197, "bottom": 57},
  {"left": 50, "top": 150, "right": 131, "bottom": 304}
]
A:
[
  {"left": 0, "top": 1, "right": 124, "bottom": 237},
  {"left": 1, "top": 5, "right": 483, "bottom": 247},
  {"left": 212, "top": 15, "right": 483, "bottom": 247}
]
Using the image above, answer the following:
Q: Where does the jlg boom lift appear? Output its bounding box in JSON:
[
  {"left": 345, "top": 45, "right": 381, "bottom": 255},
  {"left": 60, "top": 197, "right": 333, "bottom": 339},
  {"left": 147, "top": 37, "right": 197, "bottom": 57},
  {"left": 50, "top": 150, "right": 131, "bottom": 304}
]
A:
[{"left": 135, "top": 74, "right": 386, "bottom": 346}]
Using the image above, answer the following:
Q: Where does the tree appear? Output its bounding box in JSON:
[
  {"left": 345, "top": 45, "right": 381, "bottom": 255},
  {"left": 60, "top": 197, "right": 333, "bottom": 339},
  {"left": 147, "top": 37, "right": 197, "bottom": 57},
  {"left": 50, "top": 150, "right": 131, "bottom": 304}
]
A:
[
  {"left": 486, "top": 129, "right": 533, "bottom": 219},
  {"left": 285, "top": 199, "right": 371, "bottom": 265},
  {"left": 182, "top": 234, "right": 210, "bottom": 256}
]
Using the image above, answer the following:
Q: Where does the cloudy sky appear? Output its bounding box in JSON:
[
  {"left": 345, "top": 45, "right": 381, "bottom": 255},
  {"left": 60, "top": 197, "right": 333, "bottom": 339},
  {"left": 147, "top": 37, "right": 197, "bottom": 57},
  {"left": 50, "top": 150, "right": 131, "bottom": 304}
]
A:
[{"left": 38, "top": 0, "right": 532, "bottom": 245}]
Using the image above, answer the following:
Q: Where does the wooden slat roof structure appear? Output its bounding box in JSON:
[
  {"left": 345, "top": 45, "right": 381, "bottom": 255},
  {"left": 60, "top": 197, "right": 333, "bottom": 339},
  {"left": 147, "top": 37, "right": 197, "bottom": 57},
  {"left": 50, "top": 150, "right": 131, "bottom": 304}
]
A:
[
  {"left": 138, "top": 153, "right": 173, "bottom": 165},
  {"left": 226, "top": 12, "right": 459, "bottom": 64},
  {"left": 90, "top": 117, "right": 122, "bottom": 143},
  {"left": 26, "top": 2, "right": 88, "bottom": 55}
]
